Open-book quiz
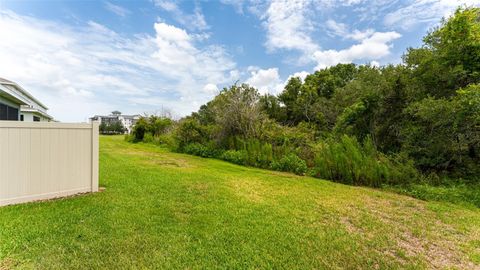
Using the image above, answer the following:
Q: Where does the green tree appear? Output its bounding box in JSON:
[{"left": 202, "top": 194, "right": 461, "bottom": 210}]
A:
[
  {"left": 259, "top": 94, "right": 286, "bottom": 123},
  {"left": 404, "top": 7, "right": 480, "bottom": 98},
  {"left": 211, "top": 84, "right": 265, "bottom": 140},
  {"left": 401, "top": 84, "right": 480, "bottom": 174}
]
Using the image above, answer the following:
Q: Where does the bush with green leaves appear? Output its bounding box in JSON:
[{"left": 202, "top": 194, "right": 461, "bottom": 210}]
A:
[
  {"left": 153, "top": 134, "right": 177, "bottom": 149},
  {"left": 271, "top": 153, "right": 307, "bottom": 175},
  {"left": 174, "top": 117, "right": 213, "bottom": 149},
  {"left": 220, "top": 150, "right": 247, "bottom": 165},
  {"left": 100, "top": 121, "right": 126, "bottom": 135},
  {"left": 142, "top": 133, "right": 154, "bottom": 143},
  {"left": 401, "top": 84, "right": 480, "bottom": 175},
  {"left": 131, "top": 115, "right": 174, "bottom": 142},
  {"left": 312, "top": 135, "right": 418, "bottom": 187},
  {"left": 132, "top": 117, "right": 148, "bottom": 141},
  {"left": 182, "top": 143, "right": 220, "bottom": 158},
  {"left": 240, "top": 139, "right": 274, "bottom": 168}
]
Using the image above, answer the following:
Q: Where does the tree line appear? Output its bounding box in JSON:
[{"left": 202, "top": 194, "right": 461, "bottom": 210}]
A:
[{"left": 127, "top": 8, "right": 480, "bottom": 192}]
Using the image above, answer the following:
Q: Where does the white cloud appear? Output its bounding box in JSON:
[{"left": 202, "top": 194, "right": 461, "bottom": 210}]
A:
[
  {"left": 104, "top": 2, "right": 130, "bottom": 17},
  {"left": 262, "top": 0, "right": 319, "bottom": 55},
  {"left": 313, "top": 31, "right": 401, "bottom": 69},
  {"left": 220, "top": 0, "right": 246, "bottom": 14},
  {"left": 246, "top": 67, "right": 284, "bottom": 95},
  {"left": 154, "top": 0, "right": 209, "bottom": 31},
  {"left": 155, "top": 0, "right": 177, "bottom": 11},
  {"left": 325, "top": 19, "right": 375, "bottom": 41},
  {"left": 0, "top": 10, "right": 236, "bottom": 121},
  {"left": 260, "top": 0, "right": 400, "bottom": 68},
  {"left": 289, "top": 71, "right": 309, "bottom": 82},
  {"left": 384, "top": 0, "right": 480, "bottom": 30},
  {"left": 348, "top": 29, "right": 376, "bottom": 41},
  {"left": 370, "top": 60, "right": 380, "bottom": 67},
  {"left": 203, "top": 83, "right": 219, "bottom": 94},
  {"left": 325, "top": 19, "right": 348, "bottom": 37}
]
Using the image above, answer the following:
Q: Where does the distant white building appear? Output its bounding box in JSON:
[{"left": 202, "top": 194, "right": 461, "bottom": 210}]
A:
[
  {"left": 0, "top": 78, "right": 53, "bottom": 122},
  {"left": 90, "top": 111, "right": 140, "bottom": 134}
]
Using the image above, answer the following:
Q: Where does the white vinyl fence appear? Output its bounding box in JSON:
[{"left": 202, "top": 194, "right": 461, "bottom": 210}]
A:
[{"left": 0, "top": 121, "right": 99, "bottom": 206}]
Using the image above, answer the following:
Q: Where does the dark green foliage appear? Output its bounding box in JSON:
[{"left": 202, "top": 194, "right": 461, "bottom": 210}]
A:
[
  {"left": 241, "top": 139, "right": 274, "bottom": 168},
  {"left": 278, "top": 77, "right": 303, "bottom": 124},
  {"left": 401, "top": 84, "right": 480, "bottom": 175},
  {"left": 303, "top": 63, "right": 358, "bottom": 99},
  {"left": 99, "top": 121, "right": 125, "bottom": 135},
  {"left": 312, "top": 136, "right": 417, "bottom": 187},
  {"left": 404, "top": 8, "right": 480, "bottom": 98},
  {"left": 182, "top": 143, "right": 219, "bottom": 158},
  {"left": 174, "top": 117, "right": 212, "bottom": 149},
  {"left": 271, "top": 153, "right": 307, "bottom": 175},
  {"left": 131, "top": 115, "right": 174, "bottom": 143},
  {"left": 259, "top": 94, "right": 286, "bottom": 122},
  {"left": 132, "top": 117, "right": 148, "bottom": 141},
  {"left": 220, "top": 150, "right": 247, "bottom": 165}
]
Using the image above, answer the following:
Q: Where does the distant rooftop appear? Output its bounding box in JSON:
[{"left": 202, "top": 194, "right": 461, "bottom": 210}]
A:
[
  {"left": 0, "top": 77, "right": 15, "bottom": 84},
  {"left": 0, "top": 77, "right": 49, "bottom": 110}
]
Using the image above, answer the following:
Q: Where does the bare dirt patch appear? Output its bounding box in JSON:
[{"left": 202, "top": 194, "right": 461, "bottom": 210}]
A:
[
  {"left": 337, "top": 193, "right": 479, "bottom": 269},
  {"left": 0, "top": 258, "right": 16, "bottom": 270}
]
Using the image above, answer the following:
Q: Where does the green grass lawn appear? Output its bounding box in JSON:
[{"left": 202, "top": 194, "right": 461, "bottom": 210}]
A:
[{"left": 1, "top": 136, "right": 479, "bottom": 269}]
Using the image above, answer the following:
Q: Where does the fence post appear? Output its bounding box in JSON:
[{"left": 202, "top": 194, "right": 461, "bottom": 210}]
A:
[{"left": 91, "top": 121, "right": 99, "bottom": 192}]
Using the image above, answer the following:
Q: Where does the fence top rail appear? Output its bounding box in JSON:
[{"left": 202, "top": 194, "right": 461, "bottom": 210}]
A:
[{"left": 0, "top": 121, "right": 95, "bottom": 129}]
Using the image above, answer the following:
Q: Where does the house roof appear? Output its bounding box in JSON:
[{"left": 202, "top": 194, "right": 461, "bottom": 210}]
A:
[
  {"left": 0, "top": 78, "right": 48, "bottom": 110},
  {"left": 20, "top": 105, "right": 53, "bottom": 120},
  {"left": 120, "top": 115, "right": 141, "bottom": 119},
  {"left": 0, "top": 78, "right": 14, "bottom": 84},
  {"left": 90, "top": 114, "right": 141, "bottom": 120}
]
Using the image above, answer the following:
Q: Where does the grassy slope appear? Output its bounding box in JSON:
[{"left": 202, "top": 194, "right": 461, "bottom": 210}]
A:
[{"left": 0, "top": 136, "right": 479, "bottom": 269}]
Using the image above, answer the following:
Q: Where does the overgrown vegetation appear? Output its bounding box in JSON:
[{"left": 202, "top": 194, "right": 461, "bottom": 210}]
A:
[
  {"left": 99, "top": 121, "right": 125, "bottom": 134},
  {"left": 2, "top": 136, "right": 479, "bottom": 268},
  {"left": 127, "top": 8, "right": 480, "bottom": 204}
]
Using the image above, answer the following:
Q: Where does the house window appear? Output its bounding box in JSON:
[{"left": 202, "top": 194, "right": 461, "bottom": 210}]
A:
[
  {"left": 33, "top": 116, "right": 40, "bottom": 122},
  {"left": 0, "top": 103, "right": 6, "bottom": 120},
  {"left": 7, "top": 106, "right": 18, "bottom": 120},
  {"left": 0, "top": 103, "right": 19, "bottom": 121},
  {"left": 20, "top": 114, "right": 24, "bottom": 121}
]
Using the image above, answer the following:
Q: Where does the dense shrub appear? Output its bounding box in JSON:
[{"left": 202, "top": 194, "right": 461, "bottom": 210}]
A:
[
  {"left": 312, "top": 136, "right": 418, "bottom": 187},
  {"left": 132, "top": 115, "right": 174, "bottom": 142},
  {"left": 100, "top": 121, "right": 126, "bottom": 135},
  {"left": 401, "top": 84, "right": 480, "bottom": 175},
  {"left": 220, "top": 150, "right": 247, "bottom": 165},
  {"left": 154, "top": 134, "right": 177, "bottom": 149},
  {"left": 241, "top": 139, "right": 274, "bottom": 168},
  {"left": 132, "top": 117, "right": 148, "bottom": 141},
  {"left": 174, "top": 117, "right": 213, "bottom": 149},
  {"left": 271, "top": 153, "right": 307, "bottom": 175},
  {"left": 182, "top": 143, "right": 219, "bottom": 158},
  {"left": 142, "top": 133, "right": 154, "bottom": 143}
]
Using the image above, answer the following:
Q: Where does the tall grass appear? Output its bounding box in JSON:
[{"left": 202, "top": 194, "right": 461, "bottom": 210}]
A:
[
  {"left": 312, "top": 135, "right": 418, "bottom": 187},
  {"left": 128, "top": 133, "right": 418, "bottom": 186}
]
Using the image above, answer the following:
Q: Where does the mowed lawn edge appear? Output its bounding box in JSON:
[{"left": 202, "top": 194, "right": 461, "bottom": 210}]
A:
[{"left": 0, "top": 135, "right": 479, "bottom": 269}]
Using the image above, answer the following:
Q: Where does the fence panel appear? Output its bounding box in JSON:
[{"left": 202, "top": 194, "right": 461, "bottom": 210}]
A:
[{"left": 0, "top": 121, "right": 99, "bottom": 206}]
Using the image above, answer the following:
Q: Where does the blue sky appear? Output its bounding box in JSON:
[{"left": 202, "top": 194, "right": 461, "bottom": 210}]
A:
[{"left": 0, "top": 0, "right": 478, "bottom": 122}]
